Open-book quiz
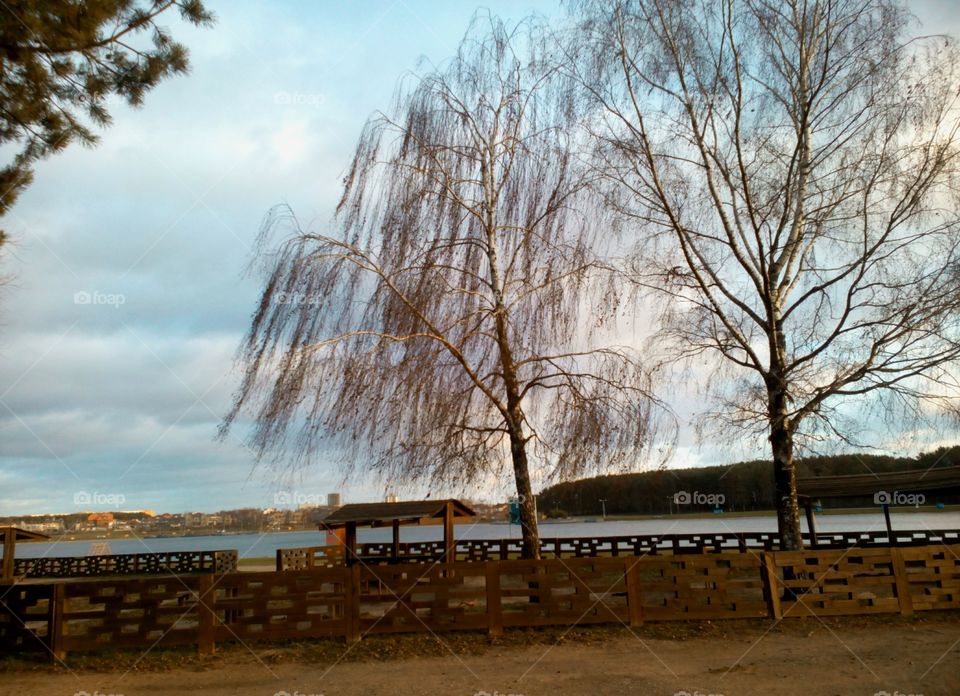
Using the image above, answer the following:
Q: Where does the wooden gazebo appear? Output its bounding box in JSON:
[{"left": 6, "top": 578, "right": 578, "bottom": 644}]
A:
[
  {"left": 1, "top": 526, "right": 50, "bottom": 582},
  {"left": 320, "top": 499, "right": 476, "bottom": 566},
  {"left": 797, "top": 465, "right": 960, "bottom": 546}
]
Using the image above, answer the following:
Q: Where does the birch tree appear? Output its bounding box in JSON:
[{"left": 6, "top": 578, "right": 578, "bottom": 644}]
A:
[
  {"left": 574, "top": 0, "right": 960, "bottom": 548},
  {"left": 221, "top": 17, "right": 663, "bottom": 559}
]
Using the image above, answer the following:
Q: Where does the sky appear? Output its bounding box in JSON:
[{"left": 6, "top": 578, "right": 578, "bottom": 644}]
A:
[{"left": 1, "top": 0, "right": 959, "bottom": 516}]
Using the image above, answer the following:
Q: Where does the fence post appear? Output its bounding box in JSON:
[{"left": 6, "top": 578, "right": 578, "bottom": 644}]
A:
[
  {"left": 344, "top": 565, "right": 361, "bottom": 642},
  {"left": 197, "top": 574, "right": 216, "bottom": 655},
  {"left": 890, "top": 547, "right": 914, "bottom": 615},
  {"left": 275, "top": 548, "right": 284, "bottom": 572},
  {"left": 761, "top": 552, "right": 782, "bottom": 620},
  {"left": 50, "top": 583, "right": 66, "bottom": 662},
  {"left": 624, "top": 558, "right": 644, "bottom": 627},
  {"left": 486, "top": 560, "right": 503, "bottom": 636}
]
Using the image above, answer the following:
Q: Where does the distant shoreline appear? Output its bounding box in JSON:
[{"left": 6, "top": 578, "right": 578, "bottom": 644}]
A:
[
  {"left": 31, "top": 505, "right": 959, "bottom": 543},
  {"left": 555, "top": 504, "right": 960, "bottom": 522}
]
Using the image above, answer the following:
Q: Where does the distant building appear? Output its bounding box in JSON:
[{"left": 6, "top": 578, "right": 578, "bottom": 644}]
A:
[
  {"left": 86, "top": 512, "right": 114, "bottom": 529},
  {"left": 385, "top": 493, "right": 398, "bottom": 503},
  {"left": 20, "top": 519, "right": 64, "bottom": 533},
  {"left": 327, "top": 493, "right": 342, "bottom": 507}
]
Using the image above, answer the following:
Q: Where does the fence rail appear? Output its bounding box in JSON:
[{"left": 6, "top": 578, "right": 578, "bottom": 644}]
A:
[
  {"left": 3, "top": 543, "right": 957, "bottom": 659},
  {"left": 13, "top": 549, "right": 238, "bottom": 579},
  {"left": 279, "top": 529, "right": 960, "bottom": 570}
]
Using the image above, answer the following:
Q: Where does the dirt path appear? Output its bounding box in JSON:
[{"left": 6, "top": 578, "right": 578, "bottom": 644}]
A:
[{"left": 4, "top": 615, "right": 958, "bottom": 696}]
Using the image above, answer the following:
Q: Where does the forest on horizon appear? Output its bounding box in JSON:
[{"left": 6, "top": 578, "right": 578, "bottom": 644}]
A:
[{"left": 537, "top": 447, "right": 960, "bottom": 517}]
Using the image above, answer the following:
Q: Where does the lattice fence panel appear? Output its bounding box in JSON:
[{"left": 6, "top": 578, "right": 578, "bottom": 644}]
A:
[
  {"left": 0, "top": 583, "right": 53, "bottom": 652},
  {"left": 16, "top": 550, "right": 237, "bottom": 578},
  {"left": 455, "top": 540, "right": 502, "bottom": 562},
  {"left": 277, "top": 547, "right": 311, "bottom": 571},
  {"left": 634, "top": 553, "right": 767, "bottom": 620},
  {"left": 497, "top": 557, "right": 629, "bottom": 627},
  {"left": 276, "top": 546, "right": 343, "bottom": 571},
  {"left": 773, "top": 548, "right": 900, "bottom": 616},
  {"left": 901, "top": 544, "right": 960, "bottom": 611},
  {"left": 287, "top": 530, "right": 960, "bottom": 569},
  {"left": 214, "top": 570, "right": 348, "bottom": 641},
  {"left": 359, "top": 563, "right": 489, "bottom": 634},
  {"left": 60, "top": 577, "right": 205, "bottom": 651}
]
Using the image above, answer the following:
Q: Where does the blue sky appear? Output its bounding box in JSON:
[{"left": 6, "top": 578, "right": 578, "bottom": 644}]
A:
[{"left": 1, "top": 0, "right": 958, "bottom": 516}]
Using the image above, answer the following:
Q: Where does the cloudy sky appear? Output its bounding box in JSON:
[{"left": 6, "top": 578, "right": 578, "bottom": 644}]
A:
[{"left": 1, "top": 0, "right": 959, "bottom": 516}]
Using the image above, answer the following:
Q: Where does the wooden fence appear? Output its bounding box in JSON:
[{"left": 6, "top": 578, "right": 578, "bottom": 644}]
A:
[
  {"left": 0, "top": 584, "right": 53, "bottom": 653},
  {"left": 276, "top": 545, "right": 344, "bottom": 571},
  {"left": 1, "top": 543, "right": 957, "bottom": 659},
  {"left": 279, "top": 529, "right": 960, "bottom": 570},
  {"left": 13, "top": 550, "right": 239, "bottom": 579}
]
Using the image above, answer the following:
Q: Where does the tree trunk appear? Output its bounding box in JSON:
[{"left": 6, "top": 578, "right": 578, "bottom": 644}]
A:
[
  {"left": 508, "top": 422, "right": 541, "bottom": 559},
  {"left": 481, "top": 162, "right": 541, "bottom": 560},
  {"left": 769, "top": 384, "right": 803, "bottom": 550}
]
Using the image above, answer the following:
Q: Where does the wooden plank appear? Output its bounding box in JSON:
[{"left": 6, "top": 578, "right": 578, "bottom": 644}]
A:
[
  {"left": 345, "top": 564, "right": 360, "bottom": 642},
  {"left": 485, "top": 561, "right": 502, "bottom": 636},
  {"left": 50, "top": 584, "right": 66, "bottom": 661},
  {"left": 197, "top": 574, "right": 216, "bottom": 654},
  {"left": 443, "top": 502, "right": 455, "bottom": 566},
  {"left": 624, "top": 558, "right": 644, "bottom": 627},
  {"left": 763, "top": 553, "right": 782, "bottom": 620}
]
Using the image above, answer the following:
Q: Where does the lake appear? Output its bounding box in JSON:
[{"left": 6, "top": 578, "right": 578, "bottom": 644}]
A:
[{"left": 15, "top": 510, "right": 960, "bottom": 559}]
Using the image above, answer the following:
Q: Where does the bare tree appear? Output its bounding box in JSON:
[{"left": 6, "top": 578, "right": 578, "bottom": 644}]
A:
[
  {"left": 220, "top": 16, "right": 664, "bottom": 559},
  {"left": 573, "top": 0, "right": 960, "bottom": 548}
]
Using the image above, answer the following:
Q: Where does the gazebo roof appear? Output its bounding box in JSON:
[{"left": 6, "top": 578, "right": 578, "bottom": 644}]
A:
[
  {"left": 797, "top": 465, "right": 960, "bottom": 499},
  {"left": 321, "top": 499, "right": 476, "bottom": 529},
  {"left": 0, "top": 526, "right": 50, "bottom": 542}
]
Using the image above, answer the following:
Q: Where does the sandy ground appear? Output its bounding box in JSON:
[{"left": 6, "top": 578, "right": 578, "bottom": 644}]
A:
[{"left": 3, "top": 614, "right": 958, "bottom": 696}]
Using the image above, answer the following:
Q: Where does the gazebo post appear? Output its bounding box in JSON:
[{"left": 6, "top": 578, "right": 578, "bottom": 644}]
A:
[
  {"left": 803, "top": 499, "right": 818, "bottom": 549},
  {"left": 882, "top": 503, "right": 894, "bottom": 540},
  {"left": 392, "top": 519, "right": 401, "bottom": 561},
  {"left": 443, "top": 501, "right": 454, "bottom": 566},
  {"left": 345, "top": 522, "right": 358, "bottom": 567},
  {"left": 1, "top": 530, "right": 13, "bottom": 583}
]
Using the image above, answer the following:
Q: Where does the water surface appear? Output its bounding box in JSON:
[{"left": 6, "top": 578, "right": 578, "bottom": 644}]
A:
[{"left": 16, "top": 511, "right": 959, "bottom": 559}]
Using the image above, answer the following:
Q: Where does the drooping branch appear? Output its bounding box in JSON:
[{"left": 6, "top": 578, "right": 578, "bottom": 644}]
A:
[{"left": 222, "top": 14, "right": 669, "bottom": 526}]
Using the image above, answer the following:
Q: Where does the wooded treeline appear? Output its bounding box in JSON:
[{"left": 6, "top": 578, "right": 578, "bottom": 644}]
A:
[{"left": 538, "top": 447, "right": 960, "bottom": 517}]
